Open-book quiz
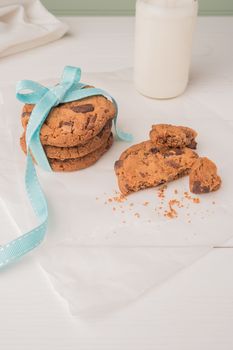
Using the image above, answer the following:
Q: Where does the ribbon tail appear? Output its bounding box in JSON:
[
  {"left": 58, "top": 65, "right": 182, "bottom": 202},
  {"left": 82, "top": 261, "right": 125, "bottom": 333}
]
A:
[
  {"left": 112, "top": 98, "right": 133, "bottom": 142},
  {"left": 0, "top": 154, "right": 48, "bottom": 268},
  {"left": 114, "top": 116, "right": 133, "bottom": 142}
]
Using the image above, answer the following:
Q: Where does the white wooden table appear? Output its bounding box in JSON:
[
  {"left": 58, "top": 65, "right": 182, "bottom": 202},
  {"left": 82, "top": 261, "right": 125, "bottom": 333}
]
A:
[{"left": 0, "top": 16, "right": 233, "bottom": 350}]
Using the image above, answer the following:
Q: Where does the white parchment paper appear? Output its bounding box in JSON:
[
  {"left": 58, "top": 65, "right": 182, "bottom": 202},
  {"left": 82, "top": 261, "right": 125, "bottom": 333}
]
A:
[{"left": 0, "top": 69, "right": 233, "bottom": 317}]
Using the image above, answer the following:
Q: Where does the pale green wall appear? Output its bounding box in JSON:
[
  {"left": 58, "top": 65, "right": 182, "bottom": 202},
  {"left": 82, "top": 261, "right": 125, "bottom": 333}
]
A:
[{"left": 41, "top": 0, "right": 233, "bottom": 16}]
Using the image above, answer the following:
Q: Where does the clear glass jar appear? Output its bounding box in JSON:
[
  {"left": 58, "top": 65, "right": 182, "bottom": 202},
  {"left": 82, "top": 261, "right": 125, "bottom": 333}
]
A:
[{"left": 134, "top": 0, "right": 198, "bottom": 99}]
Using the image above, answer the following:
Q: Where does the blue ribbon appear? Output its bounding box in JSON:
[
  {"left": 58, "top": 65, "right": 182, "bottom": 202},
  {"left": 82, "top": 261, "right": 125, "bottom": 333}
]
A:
[{"left": 0, "top": 66, "right": 132, "bottom": 269}]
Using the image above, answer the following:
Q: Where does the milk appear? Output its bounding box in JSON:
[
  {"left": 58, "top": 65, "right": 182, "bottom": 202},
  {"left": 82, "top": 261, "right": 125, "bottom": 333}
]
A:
[{"left": 134, "top": 0, "right": 198, "bottom": 99}]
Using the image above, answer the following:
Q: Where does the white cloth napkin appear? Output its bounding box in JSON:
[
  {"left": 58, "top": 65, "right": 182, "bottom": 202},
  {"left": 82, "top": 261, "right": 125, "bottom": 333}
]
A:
[
  {"left": 0, "top": 0, "right": 68, "bottom": 58},
  {"left": 1, "top": 69, "right": 233, "bottom": 318}
]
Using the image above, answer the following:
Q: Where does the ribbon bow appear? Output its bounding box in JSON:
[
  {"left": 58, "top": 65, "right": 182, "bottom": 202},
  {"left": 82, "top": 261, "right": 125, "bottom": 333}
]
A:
[
  {"left": 0, "top": 66, "right": 132, "bottom": 269},
  {"left": 16, "top": 66, "right": 132, "bottom": 171}
]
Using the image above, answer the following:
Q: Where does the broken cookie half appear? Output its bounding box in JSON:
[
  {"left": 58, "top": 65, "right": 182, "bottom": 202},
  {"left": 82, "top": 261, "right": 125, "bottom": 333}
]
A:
[
  {"left": 149, "top": 124, "right": 197, "bottom": 150},
  {"left": 114, "top": 140, "right": 198, "bottom": 195}
]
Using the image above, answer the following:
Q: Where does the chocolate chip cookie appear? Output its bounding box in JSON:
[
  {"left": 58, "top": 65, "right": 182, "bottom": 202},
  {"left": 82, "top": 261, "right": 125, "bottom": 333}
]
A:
[
  {"left": 20, "top": 121, "right": 112, "bottom": 160},
  {"left": 150, "top": 124, "right": 197, "bottom": 149},
  {"left": 49, "top": 133, "right": 113, "bottom": 172},
  {"left": 21, "top": 95, "right": 116, "bottom": 147},
  {"left": 189, "top": 157, "right": 221, "bottom": 194},
  {"left": 115, "top": 140, "right": 198, "bottom": 195}
]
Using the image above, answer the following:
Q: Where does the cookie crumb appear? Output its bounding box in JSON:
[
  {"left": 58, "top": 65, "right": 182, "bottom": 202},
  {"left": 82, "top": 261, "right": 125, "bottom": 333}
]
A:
[
  {"left": 134, "top": 212, "right": 140, "bottom": 218},
  {"left": 96, "top": 197, "right": 99, "bottom": 200},
  {"left": 184, "top": 191, "right": 201, "bottom": 204},
  {"left": 113, "top": 194, "right": 126, "bottom": 203},
  {"left": 130, "top": 203, "right": 134, "bottom": 207},
  {"left": 193, "top": 197, "right": 200, "bottom": 204},
  {"left": 106, "top": 193, "right": 127, "bottom": 203},
  {"left": 174, "top": 189, "right": 178, "bottom": 195},
  {"left": 164, "top": 208, "right": 177, "bottom": 219},
  {"left": 143, "top": 201, "right": 149, "bottom": 206},
  {"left": 112, "top": 207, "right": 116, "bottom": 211},
  {"left": 164, "top": 199, "right": 180, "bottom": 219},
  {"left": 212, "top": 201, "right": 215, "bottom": 205},
  {"left": 157, "top": 185, "right": 167, "bottom": 199}
]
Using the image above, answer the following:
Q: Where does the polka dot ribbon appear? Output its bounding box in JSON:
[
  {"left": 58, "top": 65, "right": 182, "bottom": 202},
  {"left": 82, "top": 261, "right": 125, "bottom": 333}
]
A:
[{"left": 0, "top": 66, "right": 132, "bottom": 269}]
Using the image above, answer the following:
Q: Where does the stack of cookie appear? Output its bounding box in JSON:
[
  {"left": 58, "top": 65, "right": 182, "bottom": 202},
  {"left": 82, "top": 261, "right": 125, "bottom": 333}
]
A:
[
  {"left": 20, "top": 95, "right": 116, "bottom": 171},
  {"left": 115, "top": 123, "right": 221, "bottom": 195}
]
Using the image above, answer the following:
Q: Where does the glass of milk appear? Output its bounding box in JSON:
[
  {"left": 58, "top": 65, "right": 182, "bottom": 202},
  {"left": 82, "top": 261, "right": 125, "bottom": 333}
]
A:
[{"left": 134, "top": 0, "right": 198, "bottom": 99}]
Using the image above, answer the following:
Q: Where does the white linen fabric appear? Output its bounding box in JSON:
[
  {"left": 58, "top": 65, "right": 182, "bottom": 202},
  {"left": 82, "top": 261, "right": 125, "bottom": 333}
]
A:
[
  {"left": 0, "top": 69, "right": 233, "bottom": 318},
  {"left": 0, "top": 0, "right": 68, "bottom": 57}
]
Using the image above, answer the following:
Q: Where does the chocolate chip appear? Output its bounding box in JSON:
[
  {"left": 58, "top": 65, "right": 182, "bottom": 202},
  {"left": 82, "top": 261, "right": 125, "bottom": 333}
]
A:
[
  {"left": 114, "top": 160, "right": 123, "bottom": 170},
  {"left": 89, "top": 115, "right": 97, "bottom": 126},
  {"left": 125, "top": 184, "right": 131, "bottom": 192},
  {"left": 150, "top": 147, "right": 159, "bottom": 154},
  {"left": 71, "top": 104, "right": 94, "bottom": 113},
  {"left": 104, "top": 109, "right": 109, "bottom": 113},
  {"left": 202, "top": 186, "right": 210, "bottom": 193},
  {"left": 192, "top": 181, "right": 210, "bottom": 194},
  {"left": 174, "top": 148, "right": 184, "bottom": 155},
  {"left": 192, "top": 181, "right": 201, "bottom": 193},
  {"left": 188, "top": 140, "right": 197, "bottom": 150},
  {"left": 84, "top": 115, "right": 97, "bottom": 130},
  {"left": 166, "top": 160, "right": 181, "bottom": 169}
]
